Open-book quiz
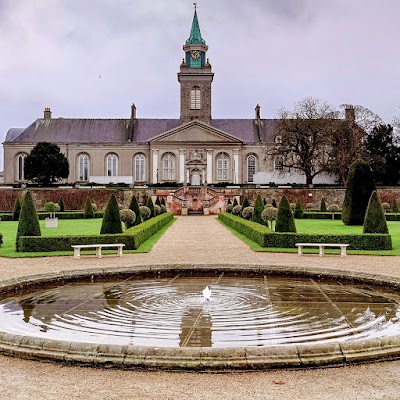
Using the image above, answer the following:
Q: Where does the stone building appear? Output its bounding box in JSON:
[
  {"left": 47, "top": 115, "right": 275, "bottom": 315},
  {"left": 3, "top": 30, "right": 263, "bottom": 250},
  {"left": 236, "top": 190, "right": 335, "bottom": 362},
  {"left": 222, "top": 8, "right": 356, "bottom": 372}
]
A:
[{"left": 3, "top": 9, "right": 338, "bottom": 187}]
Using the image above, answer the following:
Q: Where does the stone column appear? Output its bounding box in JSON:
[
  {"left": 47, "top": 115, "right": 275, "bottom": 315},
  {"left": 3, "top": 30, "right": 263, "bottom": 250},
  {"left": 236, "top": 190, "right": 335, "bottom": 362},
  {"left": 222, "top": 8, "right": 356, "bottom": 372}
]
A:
[
  {"left": 152, "top": 149, "right": 159, "bottom": 184},
  {"left": 179, "top": 149, "right": 185, "bottom": 184},
  {"left": 233, "top": 149, "right": 240, "bottom": 184},
  {"left": 206, "top": 149, "right": 213, "bottom": 184}
]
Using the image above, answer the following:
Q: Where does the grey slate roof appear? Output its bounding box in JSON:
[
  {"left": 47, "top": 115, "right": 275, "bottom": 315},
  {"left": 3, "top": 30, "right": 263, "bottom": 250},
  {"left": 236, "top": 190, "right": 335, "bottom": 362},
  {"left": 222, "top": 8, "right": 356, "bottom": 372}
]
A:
[{"left": 6, "top": 117, "right": 279, "bottom": 145}]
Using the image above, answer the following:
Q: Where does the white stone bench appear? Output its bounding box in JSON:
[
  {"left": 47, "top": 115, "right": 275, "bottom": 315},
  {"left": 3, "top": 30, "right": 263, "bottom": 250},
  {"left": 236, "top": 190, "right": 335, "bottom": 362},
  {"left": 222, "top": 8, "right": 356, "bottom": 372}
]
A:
[
  {"left": 295, "top": 243, "right": 349, "bottom": 257},
  {"left": 71, "top": 244, "right": 125, "bottom": 258}
]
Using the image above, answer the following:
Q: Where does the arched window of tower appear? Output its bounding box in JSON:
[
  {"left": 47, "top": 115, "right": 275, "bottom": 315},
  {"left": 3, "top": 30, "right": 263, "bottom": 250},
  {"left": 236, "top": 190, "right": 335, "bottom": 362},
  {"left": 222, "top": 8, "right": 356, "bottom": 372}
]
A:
[{"left": 190, "top": 86, "right": 201, "bottom": 110}]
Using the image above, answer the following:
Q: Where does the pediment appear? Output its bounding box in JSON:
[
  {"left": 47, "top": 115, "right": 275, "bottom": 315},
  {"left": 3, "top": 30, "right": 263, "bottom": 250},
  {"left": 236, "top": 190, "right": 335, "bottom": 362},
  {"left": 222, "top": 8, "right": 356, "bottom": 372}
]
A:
[{"left": 149, "top": 120, "right": 243, "bottom": 143}]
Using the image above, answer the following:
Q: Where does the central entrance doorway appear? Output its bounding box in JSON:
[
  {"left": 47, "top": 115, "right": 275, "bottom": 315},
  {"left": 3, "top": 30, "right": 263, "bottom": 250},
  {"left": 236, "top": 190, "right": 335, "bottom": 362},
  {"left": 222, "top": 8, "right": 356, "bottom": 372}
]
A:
[{"left": 191, "top": 169, "right": 201, "bottom": 186}]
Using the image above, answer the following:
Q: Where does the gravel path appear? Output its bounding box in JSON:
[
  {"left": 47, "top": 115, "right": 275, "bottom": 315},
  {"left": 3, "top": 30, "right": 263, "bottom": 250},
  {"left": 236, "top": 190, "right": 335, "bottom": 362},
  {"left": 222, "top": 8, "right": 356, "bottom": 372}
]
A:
[{"left": 0, "top": 215, "right": 400, "bottom": 399}]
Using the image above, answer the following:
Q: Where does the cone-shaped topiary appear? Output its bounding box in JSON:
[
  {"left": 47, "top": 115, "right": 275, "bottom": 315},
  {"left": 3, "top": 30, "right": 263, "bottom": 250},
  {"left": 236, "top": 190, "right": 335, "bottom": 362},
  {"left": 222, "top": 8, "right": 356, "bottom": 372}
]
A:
[
  {"left": 320, "top": 197, "right": 327, "bottom": 212},
  {"left": 252, "top": 194, "right": 264, "bottom": 225},
  {"left": 58, "top": 197, "right": 65, "bottom": 212},
  {"left": 129, "top": 195, "right": 141, "bottom": 225},
  {"left": 294, "top": 198, "right": 304, "bottom": 218},
  {"left": 83, "top": 196, "right": 94, "bottom": 218},
  {"left": 391, "top": 199, "right": 399, "bottom": 213},
  {"left": 12, "top": 197, "right": 22, "bottom": 221},
  {"left": 242, "top": 197, "right": 250, "bottom": 209},
  {"left": 16, "top": 192, "right": 41, "bottom": 251},
  {"left": 232, "top": 197, "right": 238, "bottom": 208},
  {"left": 363, "top": 191, "right": 389, "bottom": 234},
  {"left": 100, "top": 194, "right": 123, "bottom": 234},
  {"left": 155, "top": 197, "right": 161, "bottom": 207},
  {"left": 263, "top": 198, "right": 267, "bottom": 205},
  {"left": 161, "top": 197, "right": 166, "bottom": 206},
  {"left": 275, "top": 194, "right": 297, "bottom": 232},
  {"left": 272, "top": 199, "right": 277, "bottom": 208},
  {"left": 146, "top": 196, "right": 155, "bottom": 218},
  {"left": 342, "top": 159, "right": 376, "bottom": 225},
  {"left": 227, "top": 198, "right": 232, "bottom": 205}
]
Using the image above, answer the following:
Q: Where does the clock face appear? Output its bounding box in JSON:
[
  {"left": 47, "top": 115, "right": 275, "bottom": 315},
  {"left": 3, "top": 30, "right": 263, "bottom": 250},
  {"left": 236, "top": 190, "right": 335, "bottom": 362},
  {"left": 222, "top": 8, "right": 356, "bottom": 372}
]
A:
[{"left": 191, "top": 50, "right": 201, "bottom": 60}]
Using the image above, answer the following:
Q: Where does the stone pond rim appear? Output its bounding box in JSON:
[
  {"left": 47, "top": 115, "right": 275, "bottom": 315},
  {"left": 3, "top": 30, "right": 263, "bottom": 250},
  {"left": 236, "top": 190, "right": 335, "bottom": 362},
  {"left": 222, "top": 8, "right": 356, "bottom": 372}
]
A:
[{"left": 0, "top": 263, "right": 400, "bottom": 371}]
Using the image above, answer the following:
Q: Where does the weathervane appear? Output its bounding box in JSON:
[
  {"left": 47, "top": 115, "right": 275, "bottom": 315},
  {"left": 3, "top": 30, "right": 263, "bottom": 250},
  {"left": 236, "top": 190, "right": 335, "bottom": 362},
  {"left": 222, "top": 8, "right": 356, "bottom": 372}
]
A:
[{"left": 193, "top": 2, "right": 197, "bottom": 11}]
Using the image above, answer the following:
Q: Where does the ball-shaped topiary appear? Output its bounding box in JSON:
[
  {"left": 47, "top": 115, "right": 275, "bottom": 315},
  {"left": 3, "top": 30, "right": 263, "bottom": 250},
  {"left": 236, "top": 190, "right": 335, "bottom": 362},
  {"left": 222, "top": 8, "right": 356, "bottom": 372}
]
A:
[
  {"left": 226, "top": 204, "right": 233, "bottom": 213},
  {"left": 391, "top": 199, "right": 399, "bottom": 213},
  {"left": 100, "top": 194, "right": 123, "bottom": 234},
  {"left": 232, "top": 205, "right": 241, "bottom": 216},
  {"left": 275, "top": 194, "right": 297, "bottom": 233},
  {"left": 129, "top": 195, "right": 142, "bottom": 226},
  {"left": 328, "top": 204, "right": 340, "bottom": 212},
  {"left": 139, "top": 205, "right": 151, "bottom": 221},
  {"left": 12, "top": 197, "right": 22, "bottom": 221},
  {"left": 294, "top": 198, "right": 304, "bottom": 218},
  {"left": 44, "top": 202, "right": 60, "bottom": 218},
  {"left": 16, "top": 192, "right": 41, "bottom": 251},
  {"left": 305, "top": 203, "right": 314, "bottom": 210},
  {"left": 342, "top": 159, "right": 376, "bottom": 225},
  {"left": 261, "top": 206, "right": 277, "bottom": 230},
  {"left": 120, "top": 208, "right": 136, "bottom": 229},
  {"left": 154, "top": 204, "right": 161, "bottom": 215},
  {"left": 381, "top": 202, "right": 390, "bottom": 213},
  {"left": 160, "top": 204, "right": 167, "bottom": 214},
  {"left": 84, "top": 196, "right": 94, "bottom": 218},
  {"left": 242, "top": 206, "right": 254, "bottom": 220},
  {"left": 252, "top": 194, "right": 264, "bottom": 224},
  {"left": 363, "top": 191, "right": 389, "bottom": 234},
  {"left": 320, "top": 198, "right": 327, "bottom": 212}
]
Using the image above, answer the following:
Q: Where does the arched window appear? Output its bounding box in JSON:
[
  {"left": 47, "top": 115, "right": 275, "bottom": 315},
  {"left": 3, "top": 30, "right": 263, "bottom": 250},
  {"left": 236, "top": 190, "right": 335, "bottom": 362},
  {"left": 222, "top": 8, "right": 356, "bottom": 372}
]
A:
[
  {"left": 216, "top": 152, "right": 229, "bottom": 180},
  {"left": 134, "top": 154, "right": 145, "bottom": 181},
  {"left": 190, "top": 86, "right": 201, "bottom": 110},
  {"left": 106, "top": 154, "right": 118, "bottom": 177},
  {"left": 274, "top": 157, "right": 284, "bottom": 171},
  {"left": 162, "top": 153, "right": 175, "bottom": 180},
  {"left": 77, "top": 153, "right": 89, "bottom": 181},
  {"left": 246, "top": 154, "right": 256, "bottom": 183},
  {"left": 17, "top": 154, "right": 27, "bottom": 181}
]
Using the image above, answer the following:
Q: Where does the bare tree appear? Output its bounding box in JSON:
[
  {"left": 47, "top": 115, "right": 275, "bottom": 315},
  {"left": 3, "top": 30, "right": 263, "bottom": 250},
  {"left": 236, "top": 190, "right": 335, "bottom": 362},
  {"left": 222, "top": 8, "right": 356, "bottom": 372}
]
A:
[{"left": 266, "top": 97, "right": 339, "bottom": 186}]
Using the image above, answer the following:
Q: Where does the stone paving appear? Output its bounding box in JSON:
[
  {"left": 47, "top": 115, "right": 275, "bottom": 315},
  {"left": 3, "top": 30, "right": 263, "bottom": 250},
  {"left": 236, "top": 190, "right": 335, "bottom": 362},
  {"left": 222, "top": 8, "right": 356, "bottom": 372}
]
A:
[{"left": 1, "top": 216, "right": 400, "bottom": 399}]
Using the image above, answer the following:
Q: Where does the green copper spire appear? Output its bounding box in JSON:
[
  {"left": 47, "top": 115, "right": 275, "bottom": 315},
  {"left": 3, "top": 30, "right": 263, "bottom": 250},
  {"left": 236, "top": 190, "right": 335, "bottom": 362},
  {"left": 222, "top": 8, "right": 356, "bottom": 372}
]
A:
[{"left": 186, "top": 9, "right": 205, "bottom": 45}]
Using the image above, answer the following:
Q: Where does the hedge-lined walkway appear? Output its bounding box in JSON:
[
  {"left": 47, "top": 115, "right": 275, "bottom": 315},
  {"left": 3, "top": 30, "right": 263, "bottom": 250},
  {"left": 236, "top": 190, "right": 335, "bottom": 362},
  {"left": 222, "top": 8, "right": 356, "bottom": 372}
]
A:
[{"left": 1, "top": 216, "right": 400, "bottom": 399}]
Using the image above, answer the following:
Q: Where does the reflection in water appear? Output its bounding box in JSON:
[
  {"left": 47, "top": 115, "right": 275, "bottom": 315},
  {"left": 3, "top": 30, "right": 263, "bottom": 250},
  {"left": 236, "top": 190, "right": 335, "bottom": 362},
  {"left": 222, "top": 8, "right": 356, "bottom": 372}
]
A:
[{"left": 0, "top": 275, "right": 400, "bottom": 348}]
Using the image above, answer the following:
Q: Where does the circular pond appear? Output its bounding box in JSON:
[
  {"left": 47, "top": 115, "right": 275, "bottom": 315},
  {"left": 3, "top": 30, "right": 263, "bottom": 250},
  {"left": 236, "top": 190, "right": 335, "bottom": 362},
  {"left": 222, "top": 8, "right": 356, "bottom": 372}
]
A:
[{"left": 1, "top": 266, "right": 400, "bottom": 370}]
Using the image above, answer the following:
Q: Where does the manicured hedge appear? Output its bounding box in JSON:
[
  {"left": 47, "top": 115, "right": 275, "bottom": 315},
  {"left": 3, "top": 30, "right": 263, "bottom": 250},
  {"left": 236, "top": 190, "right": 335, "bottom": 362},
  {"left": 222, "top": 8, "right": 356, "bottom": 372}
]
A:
[
  {"left": 218, "top": 212, "right": 392, "bottom": 250},
  {"left": 18, "top": 212, "right": 173, "bottom": 252},
  {"left": 0, "top": 211, "right": 105, "bottom": 221}
]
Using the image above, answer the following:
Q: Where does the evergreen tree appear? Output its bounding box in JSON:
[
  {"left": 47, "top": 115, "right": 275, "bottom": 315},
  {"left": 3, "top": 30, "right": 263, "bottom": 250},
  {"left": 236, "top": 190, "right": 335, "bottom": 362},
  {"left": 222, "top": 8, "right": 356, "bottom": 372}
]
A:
[
  {"left": 242, "top": 197, "right": 250, "bottom": 209},
  {"left": 263, "top": 198, "right": 267, "bottom": 206},
  {"left": 342, "top": 159, "right": 376, "bottom": 225},
  {"left": 272, "top": 198, "right": 277, "bottom": 208},
  {"left": 161, "top": 197, "right": 166, "bottom": 206},
  {"left": 275, "top": 194, "right": 297, "bottom": 232},
  {"left": 227, "top": 198, "right": 232, "bottom": 205},
  {"left": 232, "top": 198, "right": 238, "bottom": 208},
  {"left": 58, "top": 197, "right": 65, "bottom": 212},
  {"left": 320, "top": 197, "right": 327, "bottom": 212},
  {"left": 16, "top": 192, "right": 41, "bottom": 251},
  {"left": 146, "top": 196, "right": 155, "bottom": 218},
  {"left": 155, "top": 197, "right": 161, "bottom": 207},
  {"left": 129, "top": 195, "right": 142, "bottom": 225},
  {"left": 363, "top": 191, "right": 389, "bottom": 234},
  {"left": 294, "top": 198, "right": 304, "bottom": 218},
  {"left": 12, "top": 196, "right": 22, "bottom": 221},
  {"left": 391, "top": 199, "right": 399, "bottom": 213},
  {"left": 83, "top": 196, "right": 94, "bottom": 218},
  {"left": 100, "top": 194, "right": 123, "bottom": 234},
  {"left": 252, "top": 194, "right": 264, "bottom": 224}
]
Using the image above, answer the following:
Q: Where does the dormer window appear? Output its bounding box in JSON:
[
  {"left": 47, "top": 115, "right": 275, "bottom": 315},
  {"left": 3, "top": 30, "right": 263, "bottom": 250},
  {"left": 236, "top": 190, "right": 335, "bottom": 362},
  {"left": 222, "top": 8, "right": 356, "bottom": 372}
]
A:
[{"left": 190, "top": 86, "right": 201, "bottom": 110}]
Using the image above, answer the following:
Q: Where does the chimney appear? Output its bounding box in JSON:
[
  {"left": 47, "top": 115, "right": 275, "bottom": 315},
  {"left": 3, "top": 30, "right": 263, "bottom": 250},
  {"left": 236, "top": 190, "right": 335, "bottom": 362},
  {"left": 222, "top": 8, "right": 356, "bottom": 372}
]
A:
[
  {"left": 345, "top": 105, "right": 355, "bottom": 121},
  {"left": 131, "top": 103, "right": 137, "bottom": 119},
  {"left": 43, "top": 107, "right": 52, "bottom": 119},
  {"left": 255, "top": 104, "right": 261, "bottom": 121}
]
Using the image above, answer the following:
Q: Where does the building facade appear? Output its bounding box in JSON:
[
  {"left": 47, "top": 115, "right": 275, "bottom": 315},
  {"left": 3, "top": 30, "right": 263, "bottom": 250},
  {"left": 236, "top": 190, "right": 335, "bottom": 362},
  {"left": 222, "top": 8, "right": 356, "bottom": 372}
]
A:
[{"left": 3, "top": 10, "right": 338, "bottom": 186}]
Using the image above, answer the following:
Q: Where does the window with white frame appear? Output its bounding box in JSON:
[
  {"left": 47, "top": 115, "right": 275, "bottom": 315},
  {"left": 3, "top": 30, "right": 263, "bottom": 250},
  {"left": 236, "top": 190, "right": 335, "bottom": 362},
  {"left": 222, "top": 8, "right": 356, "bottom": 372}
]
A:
[
  {"left": 190, "top": 86, "right": 201, "bottom": 110},
  {"left": 274, "top": 157, "right": 284, "bottom": 171},
  {"left": 216, "top": 152, "right": 229, "bottom": 180},
  {"left": 106, "top": 154, "right": 118, "bottom": 177},
  {"left": 162, "top": 153, "right": 175, "bottom": 180},
  {"left": 247, "top": 154, "right": 256, "bottom": 183},
  {"left": 135, "top": 154, "right": 145, "bottom": 181},
  {"left": 17, "top": 154, "right": 27, "bottom": 181},
  {"left": 78, "top": 154, "right": 89, "bottom": 181}
]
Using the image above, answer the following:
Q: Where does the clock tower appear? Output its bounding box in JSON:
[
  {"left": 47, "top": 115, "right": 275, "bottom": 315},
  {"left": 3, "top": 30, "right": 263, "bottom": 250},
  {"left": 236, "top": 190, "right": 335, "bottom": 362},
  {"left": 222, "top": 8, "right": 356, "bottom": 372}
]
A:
[{"left": 178, "top": 7, "right": 214, "bottom": 124}]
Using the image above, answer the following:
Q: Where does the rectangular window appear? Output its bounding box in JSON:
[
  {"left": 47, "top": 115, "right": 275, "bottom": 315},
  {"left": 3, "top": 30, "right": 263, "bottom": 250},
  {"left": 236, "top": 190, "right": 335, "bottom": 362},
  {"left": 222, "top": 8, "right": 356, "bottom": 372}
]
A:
[{"left": 190, "top": 88, "right": 201, "bottom": 110}]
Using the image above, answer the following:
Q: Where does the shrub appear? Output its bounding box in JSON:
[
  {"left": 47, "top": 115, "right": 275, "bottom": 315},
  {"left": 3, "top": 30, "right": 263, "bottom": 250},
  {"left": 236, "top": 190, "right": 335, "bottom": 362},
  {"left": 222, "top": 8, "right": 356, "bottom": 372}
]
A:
[
  {"left": 363, "top": 191, "right": 389, "bottom": 234},
  {"left": 226, "top": 204, "right": 233, "bottom": 213},
  {"left": 275, "top": 194, "right": 296, "bottom": 233},
  {"left": 139, "top": 205, "right": 151, "bottom": 221},
  {"left": 261, "top": 206, "right": 277, "bottom": 230},
  {"left": 232, "top": 198, "right": 238, "bottom": 208},
  {"left": 155, "top": 197, "right": 161, "bottom": 207},
  {"left": 320, "top": 198, "right": 327, "bottom": 212},
  {"left": 100, "top": 194, "right": 123, "bottom": 234},
  {"left": 232, "top": 205, "right": 241, "bottom": 216},
  {"left": 305, "top": 203, "right": 314, "bottom": 210},
  {"left": 129, "top": 195, "right": 142, "bottom": 226},
  {"left": 120, "top": 208, "right": 136, "bottom": 229},
  {"left": 252, "top": 194, "right": 264, "bottom": 224},
  {"left": 16, "top": 191, "right": 41, "bottom": 251},
  {"left": 381, "top": 202, "right": 390, "bottom": 213},
  {"left": 242, "top": 206, "right": 254, "bottom": 220},
  {"left": 391, "top": 199, "right": 399, "bottom": 213},
  {"left": 294, "top": 198, "right": 304, "bottom": 218},
  {"left": 227, "top": 198, "right": 232, "bottom": 206},
  {"left": 342, "top": 159, "right": 376, "bottom": 225},
  {"left": 91, "top": 203, "right": 97, "bottom": 212},
  {"left": 160, "top": 204, "right": 167, "bottom": 214},
  {"left": 161, "top": 197, "right": 166, "bottom": 206},
  {"left": 58, "top": 197, "right": 65, "bottom": 212},
  {"left": 44, "top": 202, "right": 60, "bottom": 218},
  {"left": 328, "top": 204, "right": 340, "bottom": 212},
  {"left": 146, "top": 197, "right": 155, "bottom": 218},
  {"left": 272, "top": 199, "right": 277, "bottom": 208},
  {"left": 154, "top": 204, "right": 161, "bottom": 216},
  {"left": 84, "top": 196, "right": 94, "bottom": 218},
  {"left": 241, "top": 197, "right": 250, "bottom": 215},
  {"left": 12, "top": 197, "right": 22, "bottom": 221}
]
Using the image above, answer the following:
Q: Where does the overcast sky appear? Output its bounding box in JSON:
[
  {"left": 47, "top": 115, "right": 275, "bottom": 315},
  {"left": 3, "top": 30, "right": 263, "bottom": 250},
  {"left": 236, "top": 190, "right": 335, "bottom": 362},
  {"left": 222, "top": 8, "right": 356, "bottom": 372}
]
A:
[{"left": 1, "top": 0, "right": 400, "bottom": 169}]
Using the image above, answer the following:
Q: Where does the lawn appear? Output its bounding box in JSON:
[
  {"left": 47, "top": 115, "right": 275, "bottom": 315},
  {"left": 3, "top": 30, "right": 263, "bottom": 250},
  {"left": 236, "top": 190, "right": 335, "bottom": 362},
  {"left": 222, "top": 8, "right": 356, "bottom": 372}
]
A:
[
  {"left": 0, "top": 218, "right": 175, "bottom": 258},
  {"left": 219, "top": 218, "right": 400, "bottom": 256}
]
